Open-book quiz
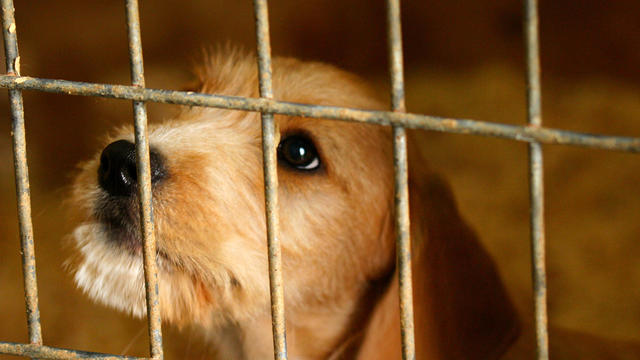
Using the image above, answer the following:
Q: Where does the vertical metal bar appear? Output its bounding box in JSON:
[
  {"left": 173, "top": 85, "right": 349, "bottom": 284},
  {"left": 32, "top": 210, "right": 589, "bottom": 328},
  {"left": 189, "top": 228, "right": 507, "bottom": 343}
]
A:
[
  {"left": 524, "top": 0, "right": 549, "bottom": 359},
  {"left": 124, "top": 0, "right": 163, "bottom": 358},
  {"left": 252, "top": 1, "right": 287, "bottom": 359},
  {"left": 386, "top": 1, "right": 415, "bottom": 359},
  {"left": 1, "top": 0, "right": 44, "bottom": 347}
]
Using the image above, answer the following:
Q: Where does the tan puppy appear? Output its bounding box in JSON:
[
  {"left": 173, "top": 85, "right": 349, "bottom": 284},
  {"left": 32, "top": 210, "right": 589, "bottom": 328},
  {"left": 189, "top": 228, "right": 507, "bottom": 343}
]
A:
[{"left": 69, "top": 50, "right": 519, "bottom": 359}]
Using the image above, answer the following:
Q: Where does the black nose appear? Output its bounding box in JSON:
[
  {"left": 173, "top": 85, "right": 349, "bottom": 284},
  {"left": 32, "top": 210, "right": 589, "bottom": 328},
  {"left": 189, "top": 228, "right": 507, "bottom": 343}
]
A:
[{"left": 98, "top": 139, "right": 166, "bottom": 196}]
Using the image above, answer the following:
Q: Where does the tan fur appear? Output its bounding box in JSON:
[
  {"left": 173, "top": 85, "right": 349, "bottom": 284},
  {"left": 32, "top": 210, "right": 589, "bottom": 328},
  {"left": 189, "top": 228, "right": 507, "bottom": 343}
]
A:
[{"left": 69, "top": 50, "right": 520, "bottom": 359}]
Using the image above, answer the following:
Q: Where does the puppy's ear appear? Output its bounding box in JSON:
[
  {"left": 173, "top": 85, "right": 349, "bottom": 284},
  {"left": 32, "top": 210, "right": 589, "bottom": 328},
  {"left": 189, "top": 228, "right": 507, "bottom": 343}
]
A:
[{"left": 357, "top": 142, "right": 520, "bottom": 359}]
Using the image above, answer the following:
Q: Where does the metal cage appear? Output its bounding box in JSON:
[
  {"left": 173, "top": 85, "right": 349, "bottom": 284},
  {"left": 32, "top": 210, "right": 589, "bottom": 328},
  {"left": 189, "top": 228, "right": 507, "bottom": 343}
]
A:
[{"left": 0, "top": 0, "right": 638, "bottom": 359}]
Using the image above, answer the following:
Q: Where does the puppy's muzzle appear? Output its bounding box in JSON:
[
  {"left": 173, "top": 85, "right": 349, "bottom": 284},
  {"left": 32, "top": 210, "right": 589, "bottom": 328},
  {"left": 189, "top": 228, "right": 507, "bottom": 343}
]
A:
[
  {"left": 98, "top": 139, "right": 166, "bottom": 197},
  {"left": 94, "top": 140, "right": 167, "bottom": 252}
]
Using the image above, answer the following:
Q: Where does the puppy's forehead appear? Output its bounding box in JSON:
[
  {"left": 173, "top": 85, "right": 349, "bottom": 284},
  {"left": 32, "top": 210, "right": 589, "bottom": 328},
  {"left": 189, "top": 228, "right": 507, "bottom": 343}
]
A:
[
  {"left": 276, "top": 62, "right": 386, "bottom": 113},
  {"left": 196, "top": 51, "right": 385, "bottom": 110}
]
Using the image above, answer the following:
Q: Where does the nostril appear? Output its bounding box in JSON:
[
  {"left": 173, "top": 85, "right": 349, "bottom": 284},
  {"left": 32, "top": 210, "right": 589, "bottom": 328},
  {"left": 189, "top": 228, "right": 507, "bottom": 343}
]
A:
[
  {"left": 98, "top": 140, "right": 167, "bottom": 197},
  {"left": 98, "top": 140, "right": 137, "bottom": 196}
]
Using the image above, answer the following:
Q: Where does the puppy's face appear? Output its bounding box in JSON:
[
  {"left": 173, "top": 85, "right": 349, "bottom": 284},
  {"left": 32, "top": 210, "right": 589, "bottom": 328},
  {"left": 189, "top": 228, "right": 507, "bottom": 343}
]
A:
[{"left": 70, "top": 53, "right": 394, "bottom": 330}]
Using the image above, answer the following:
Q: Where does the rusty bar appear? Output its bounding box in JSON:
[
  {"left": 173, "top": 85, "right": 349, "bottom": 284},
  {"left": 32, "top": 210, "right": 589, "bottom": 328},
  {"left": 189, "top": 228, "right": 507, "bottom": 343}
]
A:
[
  {"left": 0, "top": 342, "right": 146, "bottom": 360},
  {"left": 387, "top": 0, "right": 406, "bottom": 114},
  {"left": 392, "top": 126, "right": 415, "bottom": 360},
  {"left": 0, "top": 75, "right": 639, "bottom": 153},
  {"left": 524, "top": 0, "right": 549, "bottom": 359},
  {"left": 124, "top": 0, "right": 163, "bottom": 358},
  {"left": 1, "top": 0, "right": 44, "bottom": 347},
  {"left": 252, "top": 0, "right": 287, "bottom": 359},
  {"left": 386, "top": 0, "right": 416, "bottom": 359}
]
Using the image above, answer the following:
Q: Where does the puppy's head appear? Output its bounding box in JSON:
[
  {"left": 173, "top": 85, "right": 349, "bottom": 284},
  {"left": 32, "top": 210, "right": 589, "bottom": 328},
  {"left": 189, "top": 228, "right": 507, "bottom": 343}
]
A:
[
  {"left": 70, "top": 50, "right": 394, "bottom": 329},
  {"left": 70, "top": 50, "right": 519, "bottom": 358}
]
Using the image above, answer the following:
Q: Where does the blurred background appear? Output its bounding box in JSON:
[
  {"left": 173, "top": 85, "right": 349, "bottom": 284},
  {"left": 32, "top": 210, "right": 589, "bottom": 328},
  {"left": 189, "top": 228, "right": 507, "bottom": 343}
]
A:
[{"left": 1, "top": 0, "right": 639, "bottom": 358}]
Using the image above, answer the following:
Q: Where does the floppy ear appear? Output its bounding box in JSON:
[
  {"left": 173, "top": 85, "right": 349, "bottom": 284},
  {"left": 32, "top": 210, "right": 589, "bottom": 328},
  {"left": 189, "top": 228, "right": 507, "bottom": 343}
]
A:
[{"left": 356, "top": 142, "right": 520, "bottom": 359}]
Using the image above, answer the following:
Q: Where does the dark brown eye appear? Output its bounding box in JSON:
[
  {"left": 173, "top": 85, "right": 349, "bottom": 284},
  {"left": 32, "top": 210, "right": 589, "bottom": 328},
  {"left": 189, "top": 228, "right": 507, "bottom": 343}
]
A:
[{"left": 277, "top": 135, "right": 320, "bottom": 171}]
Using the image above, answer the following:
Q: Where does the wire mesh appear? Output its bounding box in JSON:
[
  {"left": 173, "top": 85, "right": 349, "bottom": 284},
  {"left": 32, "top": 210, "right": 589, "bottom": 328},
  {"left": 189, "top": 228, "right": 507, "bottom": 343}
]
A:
[{"left": 1, "top": 0, "right": 639, "bottom": 359}]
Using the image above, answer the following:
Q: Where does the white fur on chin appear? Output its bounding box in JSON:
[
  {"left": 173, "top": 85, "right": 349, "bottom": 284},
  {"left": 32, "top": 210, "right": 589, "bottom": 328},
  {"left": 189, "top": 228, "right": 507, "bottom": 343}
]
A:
[{"left": 73, "top": 223, "right": 147, "bottom": 318}]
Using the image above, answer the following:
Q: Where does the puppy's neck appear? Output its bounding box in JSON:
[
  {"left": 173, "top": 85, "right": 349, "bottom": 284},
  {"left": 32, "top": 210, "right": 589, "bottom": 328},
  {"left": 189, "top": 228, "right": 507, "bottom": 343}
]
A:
[{"left": 210, "top": 280, "right": 390, "bottom": 360}]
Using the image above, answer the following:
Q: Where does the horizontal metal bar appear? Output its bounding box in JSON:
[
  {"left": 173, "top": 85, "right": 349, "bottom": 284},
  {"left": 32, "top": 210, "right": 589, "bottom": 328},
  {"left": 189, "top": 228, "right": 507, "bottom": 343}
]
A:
[
  {"left": 124, "top": 0, "right": 163, "bottom": 358},
  {"left": 0, "top": 75, "right": 639, "bottom": 153},
  {"left": 1, "top": 0, "right": 44, "bottom": 346},
  {"left": 0, "top": 342, "right": 146, "bottom": 360}
]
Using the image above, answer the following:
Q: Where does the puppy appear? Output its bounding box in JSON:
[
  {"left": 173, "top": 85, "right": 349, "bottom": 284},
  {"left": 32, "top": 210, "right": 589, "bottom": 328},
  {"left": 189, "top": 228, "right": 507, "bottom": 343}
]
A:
[{"left": 69, "top": 50, "right": 519, "bottom": 359}]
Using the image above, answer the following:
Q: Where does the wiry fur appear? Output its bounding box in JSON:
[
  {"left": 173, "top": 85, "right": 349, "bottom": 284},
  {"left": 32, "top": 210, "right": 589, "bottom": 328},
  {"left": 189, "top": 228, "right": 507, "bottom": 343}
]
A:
[{"left": 70, "top": 50, "right": 520, "bottom": 359}]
